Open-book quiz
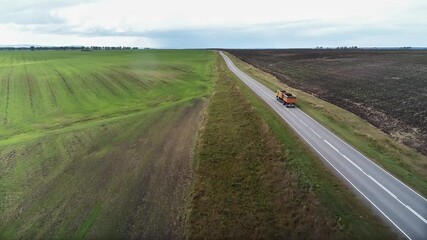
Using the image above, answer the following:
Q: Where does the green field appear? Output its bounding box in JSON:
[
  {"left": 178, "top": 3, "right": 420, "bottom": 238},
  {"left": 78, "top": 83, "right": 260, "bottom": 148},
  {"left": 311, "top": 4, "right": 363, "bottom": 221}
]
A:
[
  {"left": 0, "top": 50, "right": 214, "bottom": 146},
  {"left": 0, "top": 50, "right": 216, "bottom": 238}
]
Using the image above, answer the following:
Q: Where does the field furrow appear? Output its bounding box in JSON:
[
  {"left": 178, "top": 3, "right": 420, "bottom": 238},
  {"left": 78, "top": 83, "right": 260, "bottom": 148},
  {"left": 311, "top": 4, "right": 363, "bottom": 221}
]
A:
[
  {"left": 71, "top": 71, "right": 105, "bottom": 101},
  {"left": 54, "top": 69, "right": 76, "bottom": 97},
  {"left": 111, "top": 75, "right": 133, "bottom": 92},
  {"left": 91, "top": 72, "right": 119, "bottom": 97},
  {"left": 24, "top": 66, "right": 34, "bottom": 114},
  {"left": 109, "top": 68, "right": 151, "bottom": 91},
  {"left": 46, "top": 80, "right": 58, "bottom": 107},
  {"left": 3, "top": 67, "right": 13, "bottom": 125}
]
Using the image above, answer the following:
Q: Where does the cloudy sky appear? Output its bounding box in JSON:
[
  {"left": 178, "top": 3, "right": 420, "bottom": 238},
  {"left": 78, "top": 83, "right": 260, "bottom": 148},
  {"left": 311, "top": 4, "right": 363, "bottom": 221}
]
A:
[{"left": 1, "top": 0, "right": 426, "bottom": 48}]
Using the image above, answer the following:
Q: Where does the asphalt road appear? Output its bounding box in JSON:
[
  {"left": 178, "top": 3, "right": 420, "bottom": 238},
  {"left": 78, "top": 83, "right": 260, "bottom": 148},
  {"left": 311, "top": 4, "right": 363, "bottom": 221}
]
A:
[{"left": 220, "top": 51, "right": 427, "bottom": 240}]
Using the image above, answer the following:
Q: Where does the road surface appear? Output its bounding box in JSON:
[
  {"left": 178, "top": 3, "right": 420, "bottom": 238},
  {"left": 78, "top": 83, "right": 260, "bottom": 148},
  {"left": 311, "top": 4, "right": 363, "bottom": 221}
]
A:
[{"left": 220, "top": 51, "right": 427, "bottom": 240}]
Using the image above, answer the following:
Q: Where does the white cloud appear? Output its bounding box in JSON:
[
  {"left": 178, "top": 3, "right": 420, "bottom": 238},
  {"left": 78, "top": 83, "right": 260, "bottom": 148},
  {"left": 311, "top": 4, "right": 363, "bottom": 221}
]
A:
[
  {"left": 0, "top": 0, "right": 98, "bottom": 12},
  {"left": 0, "top": 24, "right": 156, "bottom": 47},
  {"left": 53, "top": 0, "right": 410, "bottom": 31},
  {"left": 0, "top": 0, "right": 426, "bottom": 47}
]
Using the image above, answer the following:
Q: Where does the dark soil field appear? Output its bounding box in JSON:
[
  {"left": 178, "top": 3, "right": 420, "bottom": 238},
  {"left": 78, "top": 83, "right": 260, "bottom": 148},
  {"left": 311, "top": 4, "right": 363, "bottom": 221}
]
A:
[{"left": 228, "top": 49, "right": 427, "bottom": 155}]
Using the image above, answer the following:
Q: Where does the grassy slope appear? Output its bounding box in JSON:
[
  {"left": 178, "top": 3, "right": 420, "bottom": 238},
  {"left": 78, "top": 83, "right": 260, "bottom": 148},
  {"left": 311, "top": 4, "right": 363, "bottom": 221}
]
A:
[
  {"left": 226, "top": 52, "right": 427, "bottom": 197},
  {"left": 0, "top": 50, "right": 216, "bottom": 238},
  {"left": 187, "top": 53, "right": 393, "bottom": 239}
]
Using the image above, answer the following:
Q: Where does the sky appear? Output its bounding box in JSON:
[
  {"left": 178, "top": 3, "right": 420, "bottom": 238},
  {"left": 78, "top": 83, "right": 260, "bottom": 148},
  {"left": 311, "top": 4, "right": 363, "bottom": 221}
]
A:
[{"left": 0, "top": 0, "right": 426, "bottom": 48}]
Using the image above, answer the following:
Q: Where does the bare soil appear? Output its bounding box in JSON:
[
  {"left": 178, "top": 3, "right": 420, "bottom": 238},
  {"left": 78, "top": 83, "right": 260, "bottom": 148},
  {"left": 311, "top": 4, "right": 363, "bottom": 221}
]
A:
[{"left": 228, "top": 49, "right": 427, "bottom": 155}]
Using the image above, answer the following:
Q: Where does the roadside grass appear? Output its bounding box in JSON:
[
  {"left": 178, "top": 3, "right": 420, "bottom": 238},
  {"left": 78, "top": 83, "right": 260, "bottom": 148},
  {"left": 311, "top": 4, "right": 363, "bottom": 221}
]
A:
[
  {"left": 0, "top": 50, "right": 215, "bottom": 238},
  {"left": 226, "top": 52, "right": 427, "bottom": 197},
  {"left": 186, "top": 53, "right": 393, "bottom": 239}
]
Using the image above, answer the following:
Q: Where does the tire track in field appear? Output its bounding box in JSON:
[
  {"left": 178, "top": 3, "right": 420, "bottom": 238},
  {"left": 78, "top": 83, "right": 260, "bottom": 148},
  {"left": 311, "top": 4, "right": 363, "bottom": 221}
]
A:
[
  {"left": 106, "top": 71, "right": 137, "bottom": 94},
  {"left": 54, "top": 69, "right": 75, "bottom": 95},
  {"left": 54, "top": 69, "right": 80, "bottom": 104},
  {"left": 71, "top": 70, "right": 104, "bottom": 100},
  {"left": 4, "top": 67, "right": 13, "bottom": 125},
  {"left": 24, "top": 66, "right": 34, "bottom": 114},
  {"left": 109, "top": 72, "right": 133, "bottom": 92},
  {"left": 112, "top": 68, "right": 152, "bottom": 90},
  {"left": 91, "top": 72, "right": 119, "bottom": 96},
  {"left": 46, "top": 80, "right": 58, "bottom": 107}
]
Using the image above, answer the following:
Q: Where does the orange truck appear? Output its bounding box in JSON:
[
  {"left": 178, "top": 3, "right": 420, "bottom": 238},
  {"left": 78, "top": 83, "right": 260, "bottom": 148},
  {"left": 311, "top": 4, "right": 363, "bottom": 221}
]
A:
[{"left": 276, "top": 90, "right": 296, "bottom": 107}]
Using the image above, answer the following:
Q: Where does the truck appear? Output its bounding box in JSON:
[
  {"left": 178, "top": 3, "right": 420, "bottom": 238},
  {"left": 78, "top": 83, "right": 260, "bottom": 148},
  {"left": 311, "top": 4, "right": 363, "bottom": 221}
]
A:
[{"left": 276, "top": 90, "right": 296, "bottom": 107}]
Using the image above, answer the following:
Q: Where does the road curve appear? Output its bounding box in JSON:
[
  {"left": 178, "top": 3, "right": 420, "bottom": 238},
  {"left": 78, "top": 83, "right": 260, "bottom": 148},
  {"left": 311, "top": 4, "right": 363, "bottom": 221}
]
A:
[{"left": 220, "top": 51, "right": 427, "bottom": 240}]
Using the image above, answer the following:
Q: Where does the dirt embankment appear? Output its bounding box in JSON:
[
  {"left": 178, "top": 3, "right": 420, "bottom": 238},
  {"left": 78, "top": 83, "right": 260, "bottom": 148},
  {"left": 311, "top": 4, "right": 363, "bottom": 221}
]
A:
[{"left": 228, "top": 49, "right": 427, "bottom": 155}]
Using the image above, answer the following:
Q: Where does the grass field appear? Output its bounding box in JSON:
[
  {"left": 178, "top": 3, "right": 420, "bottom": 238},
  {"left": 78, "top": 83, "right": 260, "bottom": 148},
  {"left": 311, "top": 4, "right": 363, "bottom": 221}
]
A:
[
  {"left": 0, "top": 50, "right": 214, "bottom": 146},
  {"left": 226, "top": 52, "right": 427, "bottom": 197},
  {"left": 0, "top": 50, "right": 216, "bottom": 238},
  {"left": 228, "top": 49, "right": 427, "bottom": 155},
  {"left": 186, "top": 53, "right": 393, "bottom": 239}
]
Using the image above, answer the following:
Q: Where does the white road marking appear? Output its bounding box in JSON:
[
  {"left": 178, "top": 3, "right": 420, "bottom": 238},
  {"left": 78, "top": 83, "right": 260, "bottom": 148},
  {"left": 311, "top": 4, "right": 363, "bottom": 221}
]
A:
[
  {"left": 298, "top": 119, "right": 309, "bottom": 127},
  {"left": 309, "top": 128, "right": 322, "bottom": 138},
  {"left": 295, "top": 107, "right": 427, "bottom": 203},
  {"left": 342, "top": 154, "right": 363, "bottom": 172},
  {"left": 290, "top": 111, "right": 298, "bottom": 118},
  {"left": 368, "top": 174, "right": 398, "bottom": 199},
  {"left": 324, "top": 139, "right": 340, "bottom": 153},
  {"left": 368, "top": 175, "right": 427, "bottom": 224},
  {"left": 407, "top": 206, "right": 427, "bottom": 225},
  {"left": 324, "top": 134, "right": 427, "bottom": 226}
]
